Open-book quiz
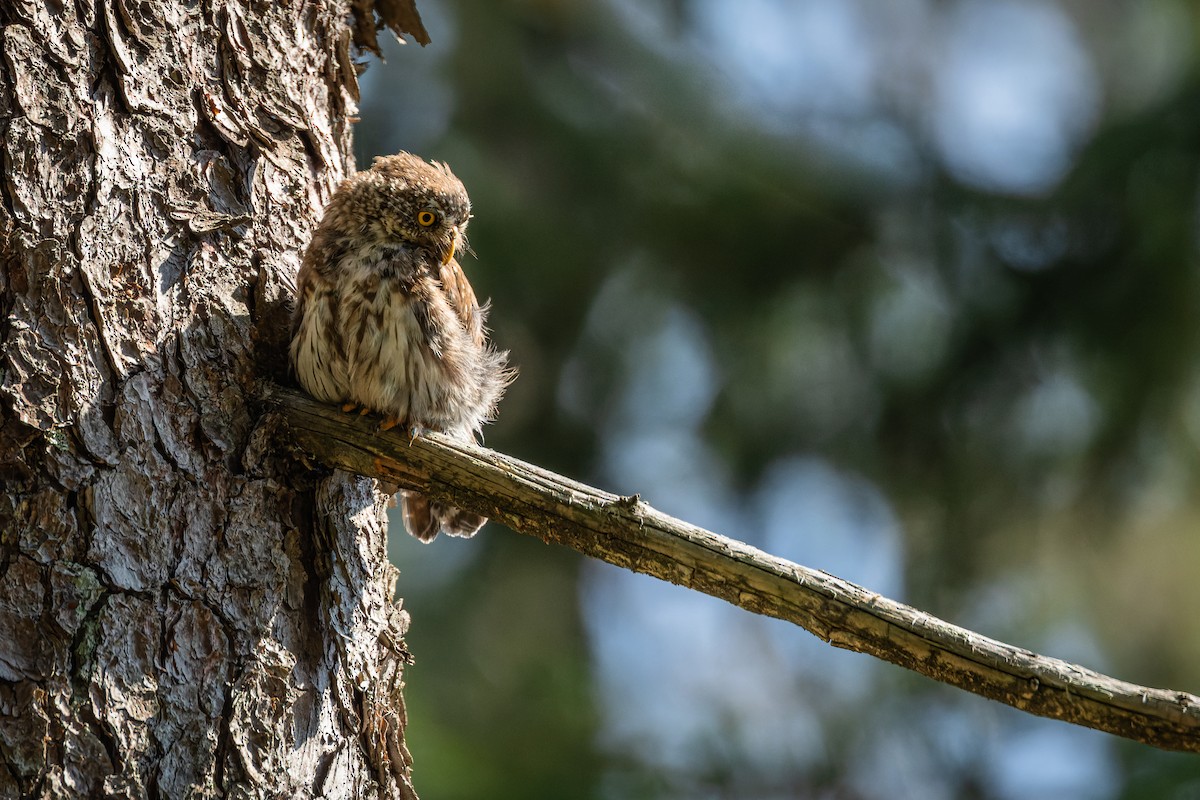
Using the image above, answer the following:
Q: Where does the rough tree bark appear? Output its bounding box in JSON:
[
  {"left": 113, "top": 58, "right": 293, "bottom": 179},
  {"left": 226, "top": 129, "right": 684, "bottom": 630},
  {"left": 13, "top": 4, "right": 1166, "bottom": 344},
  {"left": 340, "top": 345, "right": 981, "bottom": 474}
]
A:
[{"left": 0, "top": 1, "right": 424, "bottom": 797}]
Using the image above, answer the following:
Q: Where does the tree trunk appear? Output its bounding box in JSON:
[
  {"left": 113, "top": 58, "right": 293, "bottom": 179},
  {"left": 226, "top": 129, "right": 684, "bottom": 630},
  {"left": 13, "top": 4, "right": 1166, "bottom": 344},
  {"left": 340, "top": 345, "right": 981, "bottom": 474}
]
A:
[{"left": 0, "top": 2, "right": 416, "bottom": 797}]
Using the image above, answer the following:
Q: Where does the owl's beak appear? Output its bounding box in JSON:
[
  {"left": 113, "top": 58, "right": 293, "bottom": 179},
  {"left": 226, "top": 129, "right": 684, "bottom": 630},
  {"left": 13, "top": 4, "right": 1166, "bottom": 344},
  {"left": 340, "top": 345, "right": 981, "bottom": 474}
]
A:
[{"left": 441, "top": 239, "right": 455, "bottom": 266}]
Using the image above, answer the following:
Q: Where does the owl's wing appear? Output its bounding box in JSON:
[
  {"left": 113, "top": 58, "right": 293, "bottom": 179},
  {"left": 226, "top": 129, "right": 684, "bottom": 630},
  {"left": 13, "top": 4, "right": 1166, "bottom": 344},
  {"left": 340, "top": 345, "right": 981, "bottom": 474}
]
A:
[
  {"left": 290, "top": 240, "right": 349, "bottom": 404},
  {"left": 439, "top": 257, "right": 486, "bottom": 347},
  {"left": 292, "top": 235, "right": 345, "bottom": 335}
]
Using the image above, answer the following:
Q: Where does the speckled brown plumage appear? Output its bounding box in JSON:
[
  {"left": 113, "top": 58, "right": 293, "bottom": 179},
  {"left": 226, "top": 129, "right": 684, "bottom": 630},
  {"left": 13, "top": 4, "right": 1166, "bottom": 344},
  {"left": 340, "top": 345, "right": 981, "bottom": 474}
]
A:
[{"left": 290, "top": 152, "right": 514, "bottom": 541}]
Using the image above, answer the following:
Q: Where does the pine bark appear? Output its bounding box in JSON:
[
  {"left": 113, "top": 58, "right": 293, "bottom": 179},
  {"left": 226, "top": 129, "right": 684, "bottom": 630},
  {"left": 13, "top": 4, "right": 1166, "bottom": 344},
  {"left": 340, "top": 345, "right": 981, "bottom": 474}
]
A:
[{"left": 0, "top": 1, "right": 416, "bottom": 797}]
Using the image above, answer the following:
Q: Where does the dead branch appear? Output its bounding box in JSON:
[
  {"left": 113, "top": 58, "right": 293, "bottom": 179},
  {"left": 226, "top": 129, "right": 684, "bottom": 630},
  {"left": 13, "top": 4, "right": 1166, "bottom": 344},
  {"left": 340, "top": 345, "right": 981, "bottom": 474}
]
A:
[{"left": 266, "top": 384, "right": 1200, "bottom": 753}]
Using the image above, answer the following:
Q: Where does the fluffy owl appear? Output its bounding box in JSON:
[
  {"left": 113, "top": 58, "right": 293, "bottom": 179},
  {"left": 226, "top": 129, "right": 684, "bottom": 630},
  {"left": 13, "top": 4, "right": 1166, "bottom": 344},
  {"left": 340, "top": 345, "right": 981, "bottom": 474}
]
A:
[{"left": 290, "top": 152, "right": 513, "bottom": 541}]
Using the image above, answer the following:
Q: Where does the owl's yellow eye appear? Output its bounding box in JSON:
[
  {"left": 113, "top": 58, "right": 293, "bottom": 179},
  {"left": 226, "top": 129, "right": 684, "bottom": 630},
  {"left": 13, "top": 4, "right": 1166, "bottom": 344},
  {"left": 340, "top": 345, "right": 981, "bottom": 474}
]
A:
[{"left": 416, "top": 210, "right": 438, "bottom": 227}]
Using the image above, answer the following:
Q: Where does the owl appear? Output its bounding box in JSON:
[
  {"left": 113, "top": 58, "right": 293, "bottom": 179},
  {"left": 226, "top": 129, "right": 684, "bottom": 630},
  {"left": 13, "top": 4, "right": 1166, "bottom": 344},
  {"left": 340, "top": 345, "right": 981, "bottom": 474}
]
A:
[{"left": 290, "top": 152, "right": 514, "bottom": 541}]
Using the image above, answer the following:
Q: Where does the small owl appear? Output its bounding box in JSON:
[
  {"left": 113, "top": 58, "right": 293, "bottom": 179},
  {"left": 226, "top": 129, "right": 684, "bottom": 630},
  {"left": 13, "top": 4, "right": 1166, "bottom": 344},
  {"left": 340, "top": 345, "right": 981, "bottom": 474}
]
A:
[{"left": 290, "top": 152, "right": 514, "bottom": 541}]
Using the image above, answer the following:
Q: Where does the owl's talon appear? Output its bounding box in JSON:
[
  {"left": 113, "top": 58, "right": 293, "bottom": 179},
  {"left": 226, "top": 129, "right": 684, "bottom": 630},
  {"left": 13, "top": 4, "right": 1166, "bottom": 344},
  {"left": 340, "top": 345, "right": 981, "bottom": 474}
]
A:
[
  {"left": 341, "top": 403, "right": 357, "bottom": 413},
  {"left": 380, "top": 416, "right": 403, "bottom": 432},
  {"left": 359, "top": 407, "right": 371, "bottom": 416}
]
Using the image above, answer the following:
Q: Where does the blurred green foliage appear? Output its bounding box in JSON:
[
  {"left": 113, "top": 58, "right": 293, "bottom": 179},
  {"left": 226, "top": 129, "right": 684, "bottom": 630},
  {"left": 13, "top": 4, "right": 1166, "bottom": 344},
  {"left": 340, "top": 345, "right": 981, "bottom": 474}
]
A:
[{"left": 358, "top": 1, "right": 1200, "bottom": 796}]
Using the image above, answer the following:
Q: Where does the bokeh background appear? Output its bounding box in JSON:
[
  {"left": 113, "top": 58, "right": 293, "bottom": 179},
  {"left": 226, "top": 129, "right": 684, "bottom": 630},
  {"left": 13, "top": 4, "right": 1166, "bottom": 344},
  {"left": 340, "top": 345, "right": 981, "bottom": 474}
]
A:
[{"left": 354, "top": 1, "right": 1200, "bottom": 796}]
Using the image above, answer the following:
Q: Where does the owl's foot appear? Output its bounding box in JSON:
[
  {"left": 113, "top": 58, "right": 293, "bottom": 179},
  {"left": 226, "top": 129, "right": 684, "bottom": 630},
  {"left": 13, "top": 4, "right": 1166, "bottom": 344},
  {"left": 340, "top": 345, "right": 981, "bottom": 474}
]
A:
[
  {"left": 341, "top": 402, "right": 358, "bottom": 413},
  {"left": 381, "top": 419, "right": 424, "bottom": 444}
]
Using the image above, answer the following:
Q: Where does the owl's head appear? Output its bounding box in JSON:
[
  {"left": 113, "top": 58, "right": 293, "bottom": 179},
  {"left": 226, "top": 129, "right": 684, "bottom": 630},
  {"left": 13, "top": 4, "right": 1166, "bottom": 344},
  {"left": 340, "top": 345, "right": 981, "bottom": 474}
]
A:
[{"left": 342, "top": 152, "right": 472, "bottom": 264}]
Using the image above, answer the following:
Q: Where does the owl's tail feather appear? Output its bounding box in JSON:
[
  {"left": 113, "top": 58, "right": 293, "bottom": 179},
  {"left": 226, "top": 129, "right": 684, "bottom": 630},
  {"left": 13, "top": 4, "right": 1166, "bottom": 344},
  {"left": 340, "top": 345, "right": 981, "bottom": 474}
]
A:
[
  {"left": 400, "top": 491, "right": 487, "bottom": 542},
  {"left": 435, "top": 502, "right": 488, "bottom": 538},
  {"left": 401, "top": 491, "right": 440, "bottom": 542}
]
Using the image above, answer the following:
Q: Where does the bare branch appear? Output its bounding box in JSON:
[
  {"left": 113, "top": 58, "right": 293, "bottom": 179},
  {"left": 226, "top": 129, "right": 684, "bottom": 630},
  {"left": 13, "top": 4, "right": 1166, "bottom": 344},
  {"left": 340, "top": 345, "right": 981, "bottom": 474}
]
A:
[{"left": 266, "top": 384, "right": 1200, "bottom": 753}]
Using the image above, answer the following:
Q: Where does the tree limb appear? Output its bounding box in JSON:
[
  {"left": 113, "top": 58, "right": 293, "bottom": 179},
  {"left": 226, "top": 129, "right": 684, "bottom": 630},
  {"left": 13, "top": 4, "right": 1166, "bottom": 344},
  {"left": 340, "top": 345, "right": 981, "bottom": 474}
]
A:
[{"left": 265, "top": 384, "right": 1200, "bottom": 753}]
